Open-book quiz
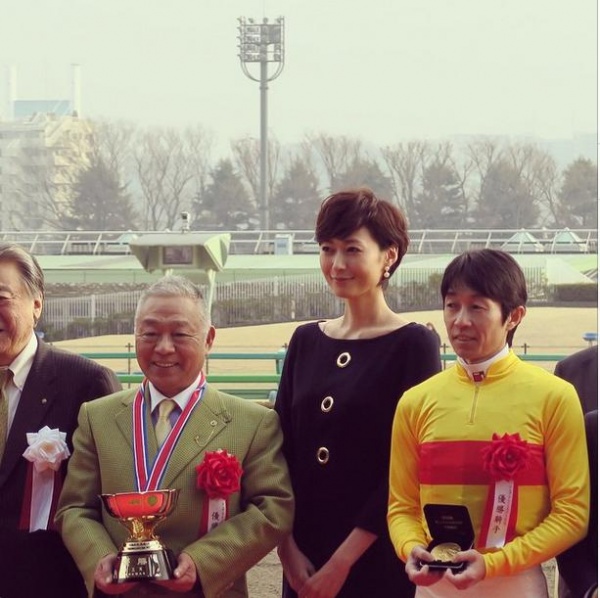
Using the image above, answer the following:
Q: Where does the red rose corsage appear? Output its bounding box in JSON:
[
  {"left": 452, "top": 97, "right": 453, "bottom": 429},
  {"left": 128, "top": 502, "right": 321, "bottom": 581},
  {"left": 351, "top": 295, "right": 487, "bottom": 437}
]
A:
[
  {"left": 482, "top": 432, "right": 531, "bottom": 481},
  {"left": 479, "top": 432, "right": 532, "bottom": 549},
  {"left": 196, "top": 449, "right": 243, "bottom": 499}
]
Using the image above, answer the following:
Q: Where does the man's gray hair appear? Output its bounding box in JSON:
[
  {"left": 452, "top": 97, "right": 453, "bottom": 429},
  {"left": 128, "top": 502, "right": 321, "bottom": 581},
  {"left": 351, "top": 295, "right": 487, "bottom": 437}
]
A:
[
  {"left": 135, "top": 275, "right": 210, "bottom": 335},
  {"left": 0, "top": 243, "right": 45, "bottom": 300}
]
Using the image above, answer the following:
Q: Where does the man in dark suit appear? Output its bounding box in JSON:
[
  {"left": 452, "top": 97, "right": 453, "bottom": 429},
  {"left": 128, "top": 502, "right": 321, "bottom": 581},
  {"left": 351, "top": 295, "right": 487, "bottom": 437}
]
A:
[
  {"left": 0, "top": 243, "right": 121, "bottom": 598},
  {"left": 557, "top": 410, "right": 597, "bottom": 598},
  {"left": 554, "top": 345, "right": 598, "bottom": 414},
  {"left": 555, "top": 346, "right": 598, "bottom": 598}
]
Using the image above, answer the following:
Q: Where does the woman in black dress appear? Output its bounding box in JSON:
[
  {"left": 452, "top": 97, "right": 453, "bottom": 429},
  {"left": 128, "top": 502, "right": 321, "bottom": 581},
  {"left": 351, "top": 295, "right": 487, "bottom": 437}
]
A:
[{"left": 275, "top": 188, "right": 441, "bottom": 598}]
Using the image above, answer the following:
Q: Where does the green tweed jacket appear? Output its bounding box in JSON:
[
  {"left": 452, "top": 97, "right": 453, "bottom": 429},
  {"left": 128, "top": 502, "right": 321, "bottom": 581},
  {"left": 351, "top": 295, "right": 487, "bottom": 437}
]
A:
[{"left": 56, "top": 385, "right": 294, "bottom": 598}]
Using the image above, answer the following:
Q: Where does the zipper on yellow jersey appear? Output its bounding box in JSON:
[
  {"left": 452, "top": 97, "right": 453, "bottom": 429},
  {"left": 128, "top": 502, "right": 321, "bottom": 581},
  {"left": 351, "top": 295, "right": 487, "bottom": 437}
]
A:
[{"left": 468, "top": 384, "right": 481, "bottom": 424}]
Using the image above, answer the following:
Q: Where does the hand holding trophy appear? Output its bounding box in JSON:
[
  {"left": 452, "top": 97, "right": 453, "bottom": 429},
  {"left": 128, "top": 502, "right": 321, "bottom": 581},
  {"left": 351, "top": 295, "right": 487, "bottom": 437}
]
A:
[{"left": 101, "top": 489, "right": 180, "bottom": 583}]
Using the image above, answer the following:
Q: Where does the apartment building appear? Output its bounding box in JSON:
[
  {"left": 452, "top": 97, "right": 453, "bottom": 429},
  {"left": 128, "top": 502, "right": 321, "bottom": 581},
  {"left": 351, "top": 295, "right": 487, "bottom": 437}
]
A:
[{"left": 0, "top": 110, "right": 91, "bottom": 230}]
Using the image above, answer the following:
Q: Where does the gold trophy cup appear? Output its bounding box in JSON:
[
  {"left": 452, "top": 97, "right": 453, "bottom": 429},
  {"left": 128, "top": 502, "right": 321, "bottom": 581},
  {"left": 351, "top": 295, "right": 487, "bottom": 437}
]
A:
[{"left": 101, "top": 489, "right": 180, "bottom": 583}]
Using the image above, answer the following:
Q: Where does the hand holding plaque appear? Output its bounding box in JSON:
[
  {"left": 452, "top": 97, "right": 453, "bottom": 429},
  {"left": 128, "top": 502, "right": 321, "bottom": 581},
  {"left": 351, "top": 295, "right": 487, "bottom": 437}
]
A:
[
  {"left": 101, "top": 489, "right": 179, "bottom": 583},
  {"left": 420, "top": 504, "right": 474, "bottom": 572}
]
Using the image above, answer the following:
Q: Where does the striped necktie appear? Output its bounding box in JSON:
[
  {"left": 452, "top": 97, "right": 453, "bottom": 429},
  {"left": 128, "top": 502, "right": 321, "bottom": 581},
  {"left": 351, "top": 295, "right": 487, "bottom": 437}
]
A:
[
  {"left": 0, "top": 368, "right": 12, "bottom": 462},
  {"left": 155, "top": 400, "right": 176, "bottom": 446}
]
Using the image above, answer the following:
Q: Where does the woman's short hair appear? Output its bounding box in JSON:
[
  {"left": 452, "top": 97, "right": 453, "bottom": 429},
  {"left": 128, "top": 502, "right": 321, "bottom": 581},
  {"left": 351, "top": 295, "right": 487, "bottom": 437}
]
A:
[
  {"left": 0, "top": 243, "right": 45, "bottom": 300},
  {"left": 315, "top": 187, "right": 409, "bottom": 278},
  {"left": 441, "top": 249, "right": 527, "bottom": 345}
]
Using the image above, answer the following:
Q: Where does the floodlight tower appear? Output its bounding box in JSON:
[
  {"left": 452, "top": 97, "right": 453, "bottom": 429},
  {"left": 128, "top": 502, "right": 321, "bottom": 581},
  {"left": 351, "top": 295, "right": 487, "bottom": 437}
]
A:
[{"left": 237, "top": 16, "right": 285, "bottom": 231}]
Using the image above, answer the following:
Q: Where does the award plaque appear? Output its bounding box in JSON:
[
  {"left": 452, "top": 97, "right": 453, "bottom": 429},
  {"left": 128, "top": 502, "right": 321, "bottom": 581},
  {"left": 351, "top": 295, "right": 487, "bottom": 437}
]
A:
[
  {"left": 420, "top": 504, "right": 474, "bottom": 572},
  {"left": 101, "top": 489, "right": 180, "bottom": 583}
]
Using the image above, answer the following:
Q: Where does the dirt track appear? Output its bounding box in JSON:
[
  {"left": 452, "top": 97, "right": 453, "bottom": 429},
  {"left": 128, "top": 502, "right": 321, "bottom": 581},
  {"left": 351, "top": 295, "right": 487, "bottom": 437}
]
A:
[
  {"left": 55, "top": 306, "right": 598, "bottom": 359},
  {"left": 54, "top": 307, "right": 598, "bottom": 383}
]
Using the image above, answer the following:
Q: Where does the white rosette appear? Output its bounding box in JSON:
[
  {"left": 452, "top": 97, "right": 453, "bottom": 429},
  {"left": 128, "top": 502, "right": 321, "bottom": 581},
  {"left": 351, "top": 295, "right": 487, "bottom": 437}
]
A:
[{"left": 22, "top": 426, "right": 70, "bottom": 531}]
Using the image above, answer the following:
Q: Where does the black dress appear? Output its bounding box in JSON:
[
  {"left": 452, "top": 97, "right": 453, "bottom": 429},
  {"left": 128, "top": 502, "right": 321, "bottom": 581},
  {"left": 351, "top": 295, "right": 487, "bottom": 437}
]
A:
[{"left": 275, "top": 322, "right": 441, "bottom": 598}]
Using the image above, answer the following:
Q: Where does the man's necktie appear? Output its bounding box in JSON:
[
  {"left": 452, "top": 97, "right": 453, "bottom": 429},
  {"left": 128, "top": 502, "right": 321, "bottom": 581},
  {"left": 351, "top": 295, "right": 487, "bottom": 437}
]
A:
[
  {"left": 0, "top": 368, "right": 12, "bottom": 462},
  {"left": 155, "top": 399, "right": 176, "bottom": 446}
]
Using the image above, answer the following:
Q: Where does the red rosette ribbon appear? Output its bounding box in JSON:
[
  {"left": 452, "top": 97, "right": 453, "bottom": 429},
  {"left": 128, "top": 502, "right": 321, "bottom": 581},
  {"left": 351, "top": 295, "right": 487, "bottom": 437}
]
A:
[
  {"left": 482, "top": 432, "right": 531, "bottom": 481},
  {"left": 196, "top": 450, "right": 242, "bottom": 535},
  {"left": 196, "top": 449, "right": 243, "bottom": 499},
  {"left": 479, "top": 432, "right": 531, "bottom": 549}
]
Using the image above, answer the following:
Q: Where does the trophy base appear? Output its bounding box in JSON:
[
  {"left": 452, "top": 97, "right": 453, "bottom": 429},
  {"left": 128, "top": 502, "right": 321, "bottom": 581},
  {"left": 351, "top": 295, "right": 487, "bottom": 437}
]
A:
[{"left": 113, "top": 541, "right": 177, "bottom": 583}]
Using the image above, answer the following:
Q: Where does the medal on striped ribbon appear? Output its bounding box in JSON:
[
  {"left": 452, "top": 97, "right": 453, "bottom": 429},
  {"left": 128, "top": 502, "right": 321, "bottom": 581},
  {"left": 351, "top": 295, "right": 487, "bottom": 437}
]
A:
[{"left": 133, "top": 374, "right": 206, "bottom": 491}]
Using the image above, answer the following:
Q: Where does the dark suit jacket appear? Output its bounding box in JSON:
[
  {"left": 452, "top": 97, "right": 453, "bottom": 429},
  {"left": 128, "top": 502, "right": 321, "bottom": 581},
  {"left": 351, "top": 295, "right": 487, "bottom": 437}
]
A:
[
  {"left": 557, "top": 410, "right": 598, "bottom": 598},
  {"left": 0, "top": 340, "right": 121, "bottom": 598},
  {"left": 555, "top": 346, "right": 598, "bottom": 414}
]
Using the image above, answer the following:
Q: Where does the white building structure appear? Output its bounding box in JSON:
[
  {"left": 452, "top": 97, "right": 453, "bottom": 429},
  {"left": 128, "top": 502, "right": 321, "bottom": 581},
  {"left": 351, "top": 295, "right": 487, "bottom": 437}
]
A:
[{"left": 0, "top": 65, "right": 90, "bottom": 230}]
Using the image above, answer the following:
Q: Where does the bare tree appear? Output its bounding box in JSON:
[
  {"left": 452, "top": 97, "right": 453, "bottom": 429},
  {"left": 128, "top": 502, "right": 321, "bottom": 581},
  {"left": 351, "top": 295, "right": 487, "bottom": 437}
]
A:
[
  {"left": 134, "top": 126, "right": 213, "bottom": 230},
  {"left": 410, "top": 142, "right": 472, "bottom": 228},
  {"left": 532, "top": 154, "right": 562, "bottom": 227},
  {"left": 505, "top": 143, "right": 565, "bottom": 227},
  {"left": 466, "top": 137, "right": 505, "bottom": 178},
  {"left": 506, "top": 144, "right": 541, "bottom": 216},
  {"left": 230, "top": 135, "right": 281, "bottom": 207},
  {"left": 230, "top": 137, "right": 259, "bottom": 203},
  {"left": 88, "top": 120, "right": 136, "bottom": 182},
  {"left": 381, "top": 140, "right": 430, "bottom": 220},
  {"left": 336, "top": 156, "right": 394, "bottom": 198},
  {"left": 464, "top": 137, "right": 505, "bottom": 212},
  {"left": 448, "top": 150, "right": 476, "bottom": 226},
  {"left": 186, "top": 126, "right": 215, "bottom": 222},
  {"left": 9, "top": 148, "right": 63, "bottom": 229},
  {"left": 230, "top": 136, "right": 281, "bottom": 230},
  {"left": 304, "top": 133, "right": 363, "bottom": 192},
  {"left": 431, "top": 141, "right": 454, "bottom": 168}
]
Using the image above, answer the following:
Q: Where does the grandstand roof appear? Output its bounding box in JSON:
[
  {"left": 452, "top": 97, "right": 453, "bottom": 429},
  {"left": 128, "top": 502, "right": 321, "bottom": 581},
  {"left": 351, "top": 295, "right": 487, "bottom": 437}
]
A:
[{"left": 500, "top": 231, "right": 544, "bottom": 252}]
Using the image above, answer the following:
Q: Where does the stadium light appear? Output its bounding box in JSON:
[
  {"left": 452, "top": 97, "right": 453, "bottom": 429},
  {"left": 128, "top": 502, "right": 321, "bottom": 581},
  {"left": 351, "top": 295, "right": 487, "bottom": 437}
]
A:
[{"left": 237, "top": 16, "right": 285, "bottom": 231}]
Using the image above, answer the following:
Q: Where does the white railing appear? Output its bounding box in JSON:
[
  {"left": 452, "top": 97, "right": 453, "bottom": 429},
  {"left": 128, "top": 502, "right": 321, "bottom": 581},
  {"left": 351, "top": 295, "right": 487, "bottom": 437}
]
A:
[
  {"left": 42, "top": 266, "right": 551, "bottom": 334},
  {"left": 0, "top": 228, "right": 597, "bottom": 256}
]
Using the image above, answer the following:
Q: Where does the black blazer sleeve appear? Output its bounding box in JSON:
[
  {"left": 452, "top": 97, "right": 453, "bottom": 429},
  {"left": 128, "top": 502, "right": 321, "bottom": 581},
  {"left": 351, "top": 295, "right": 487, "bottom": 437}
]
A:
[{"left": 556, "top": 410, "right": 598, "bottom": 598}]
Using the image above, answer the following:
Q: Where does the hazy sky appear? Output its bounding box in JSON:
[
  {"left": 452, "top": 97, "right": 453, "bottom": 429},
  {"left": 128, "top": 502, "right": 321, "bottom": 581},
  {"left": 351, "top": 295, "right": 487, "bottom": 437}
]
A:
[{"left": 2, "top": 0, "right": 597, "bottom": 154}]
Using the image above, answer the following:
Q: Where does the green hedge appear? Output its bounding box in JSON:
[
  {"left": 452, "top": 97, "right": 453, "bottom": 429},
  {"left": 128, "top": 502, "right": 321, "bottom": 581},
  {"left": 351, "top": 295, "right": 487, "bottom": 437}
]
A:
[
  {"left": 41, "top": 276, "right": 594, "bottom": 340},
  {"left": 552, "top": 284, "right": 598, "bottom": 302}
]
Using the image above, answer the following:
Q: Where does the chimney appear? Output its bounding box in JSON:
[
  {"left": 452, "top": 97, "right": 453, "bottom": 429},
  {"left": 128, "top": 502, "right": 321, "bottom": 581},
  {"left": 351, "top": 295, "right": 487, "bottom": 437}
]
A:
[{"left": 71, "top": 63, "right": 82, "bottom": 117}]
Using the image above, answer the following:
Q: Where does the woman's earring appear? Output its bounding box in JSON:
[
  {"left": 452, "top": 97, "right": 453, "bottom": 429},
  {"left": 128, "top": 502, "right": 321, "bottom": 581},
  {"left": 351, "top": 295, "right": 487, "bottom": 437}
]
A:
[{"left": 383, "top": 265, "right": 391, "bottom": 279}]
